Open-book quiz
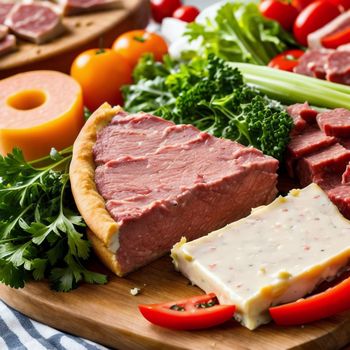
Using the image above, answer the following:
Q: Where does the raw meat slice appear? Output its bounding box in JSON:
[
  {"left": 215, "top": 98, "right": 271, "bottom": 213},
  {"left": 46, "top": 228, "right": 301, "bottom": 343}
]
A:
[
  {"left": 0, "top": 34, "right": 16, "bottom": 57},
  {"left": 326, "top": 51, "right": 350, "bottom": 85},
  {"left": 57, "top": 0, "right": 121, "bottom": 16},
  {"left": 297, "top": 143, "right": 350, "bottom": 186},
  {"left": 308, "top": 11, "right": 350, "bottom": 49},
  {"left": 0, "top": 1, "right": 14, "bottom": 24},
  {"left": 317, "top": 108, "right": 350, "bottom": 137},
  {"left": 0, "top": 23, "right": 8, "bottom": 40},
  {"left": 286, "top": 103, "right": 307, "bottom": 132},
  {"left": 327, "top": 185, "right": 350, "bottom": 219},
  {"left": 287, "top": 126, "right": 336, "bottom": 158},
  {"left": 5, "top": 2, "right": 65, "bottom": 44}
]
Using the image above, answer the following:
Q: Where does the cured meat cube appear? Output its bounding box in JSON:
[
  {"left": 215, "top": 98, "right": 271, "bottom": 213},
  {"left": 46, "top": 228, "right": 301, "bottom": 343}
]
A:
[
  {"left": 297, "top": 143, "right": 350, "bottom": 186},
  {"left": 0, "top": 34, "right": 16, "bottom": 57},
  {"left": 326, "top": 51, "right": 350, "bottom": 85},
  {"left": 5, "top": 2, "right": 65, "bottom": 44},
  {"left": 286, "top": 103, "right": 307, "bottom": 132},
  {"left": 0, "top": 1, "right": 14, "bottom": 24},
  {"left": 327, "top": 185, "right": 350, "bottom": 219},
  {"left": 287, "top": 126, "right": 336, "bottom": 158},
  {"left": 287, "top": 102, "right": 318, "bottom": 124},
  {"left": 342, "top": 164, "right": 350, "bottom": 184},
  {"left": 0, "top": 23, "right": 8, "bottom": 40},
  {"left": 317, "top": 108, "right": 350, "bottom": 137},
  {"left": 57, "top": 0, "right": 121, "bottom": 16},
  {"left": 294, "top": 50, "right": 331, "bottom": 79}
]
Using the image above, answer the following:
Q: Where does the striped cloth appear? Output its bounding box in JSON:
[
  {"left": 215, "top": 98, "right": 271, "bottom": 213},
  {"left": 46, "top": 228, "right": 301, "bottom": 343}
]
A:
[{"left": 0, "top": 300, "right": 109, "bottom": 350}]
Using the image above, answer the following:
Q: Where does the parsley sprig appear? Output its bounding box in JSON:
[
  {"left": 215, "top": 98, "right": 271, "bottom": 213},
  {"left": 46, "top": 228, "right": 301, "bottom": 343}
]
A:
[{"left": 0, "top": 147, "right": 107, "bottom": 291}]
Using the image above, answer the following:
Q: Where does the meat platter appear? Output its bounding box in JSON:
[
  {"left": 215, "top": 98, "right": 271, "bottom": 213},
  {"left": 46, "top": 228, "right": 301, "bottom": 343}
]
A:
[
  {"left": 0, "top": 0, "right": 149, "bottom": 79},
  {"left": 2, "top": 0, "right": 350, "bottom": 349}
]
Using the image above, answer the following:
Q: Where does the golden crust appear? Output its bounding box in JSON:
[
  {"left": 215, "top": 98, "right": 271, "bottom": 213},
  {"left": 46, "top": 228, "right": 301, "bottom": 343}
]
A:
[{"left": 69, "top": 103, "right": 122, "bottom": 276}]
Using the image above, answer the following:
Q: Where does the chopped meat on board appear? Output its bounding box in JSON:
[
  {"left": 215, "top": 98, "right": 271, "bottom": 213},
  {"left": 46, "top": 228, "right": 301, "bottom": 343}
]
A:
[
  {"left": 317, "top": 108, "right": 350, "bottom": 137},
  {"left": 93, "top": 111, "right": 279, "bottom": 274},
  {"left": 57, "top": 0, "right": 121, "bottom": 16},
  {"left": 0, "top": 1, "right": 14, "bottom": 24},
  {"left": 326, "top": 51, "right": 350, "bottom": 85},
  {"left": 0, "top": 34, "right": 16, "bottom": 56},
  {"left": 5, "top": 2, "right": 65, "bottom": 44}
]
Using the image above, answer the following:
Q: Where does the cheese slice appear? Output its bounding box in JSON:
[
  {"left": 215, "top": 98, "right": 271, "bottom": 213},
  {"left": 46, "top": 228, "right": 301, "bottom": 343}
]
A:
[{"left": 171, "top": 184, "right": 350, "bottom": 330}]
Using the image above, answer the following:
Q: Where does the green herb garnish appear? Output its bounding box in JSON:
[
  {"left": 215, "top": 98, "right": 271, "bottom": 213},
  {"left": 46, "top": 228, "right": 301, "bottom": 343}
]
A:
[{"left": 0, "top": 147, "right": 107, "bottom": 291}]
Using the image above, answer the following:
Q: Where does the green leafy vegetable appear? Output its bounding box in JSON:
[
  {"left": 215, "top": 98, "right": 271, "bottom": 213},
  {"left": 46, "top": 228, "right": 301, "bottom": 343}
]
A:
[
  {"left": 186, "top": 2, "right": 297, "bottom": 65},
  {"left": 123, "top": 54, "right": 293, "bottom": 160},
  {"left": 0, "top": 147, "right": 107, "bottom": 291}
]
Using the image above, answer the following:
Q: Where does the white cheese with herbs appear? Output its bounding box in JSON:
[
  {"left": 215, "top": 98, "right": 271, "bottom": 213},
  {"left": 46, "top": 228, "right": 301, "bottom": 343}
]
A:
[{"left": 171, "top": 184, "right": 350, "bottom": 330}]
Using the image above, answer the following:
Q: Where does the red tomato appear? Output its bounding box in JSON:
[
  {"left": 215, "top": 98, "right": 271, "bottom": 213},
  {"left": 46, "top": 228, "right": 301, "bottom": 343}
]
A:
[
  {"left": 293, "top": 0, "right": 341, "bottom": 46},
  {"left": 112, "top": 30, "right": 168, "bottom": 69},
  {"left": 150, "top": 0, "right": 182, "bottom": 23},
  {"left": 322, "top": 27, "right": 350, "bottom": 48},
  {"left": 328, "top": 0, "right": 350, "bottom": 10},
  {"left": 292, "top": 0, "right": 313, "bottom": 11},
  {"left": 172, "top": 5, "right": 200, "bottom": 22},
  {"left": 139, "top": 293, "right": 236, "bottom": 330},
  {"left": 270, "top": 276, "right": 350, "bottom": 326},
  {"left": 70, "top": 49, "right": 132, "bottom": 111},
  {"left": 259, "top": 0, "right": 299, "bottom": 31},
  {"left": 268, "top": 49, "right": 305, "bottom": 71}
]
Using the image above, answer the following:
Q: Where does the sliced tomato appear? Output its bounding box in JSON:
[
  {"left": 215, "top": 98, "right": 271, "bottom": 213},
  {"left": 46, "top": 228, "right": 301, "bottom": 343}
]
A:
[
  {"left": 268, "top": 49, "right": 305, "bottom": 71},
  {"left": 139, "top": 293, "right": 236, "bottom": 330},
  {"left": 269, "top": 276, "right": 350, "bottom": 326},
  {"left": 172, "top": 5, "right": 200, "bottom": 23},
  {"left": 293, "top": 0, "right": 341, "bottom": 46},
  {"left": 322, "top": 27, "right": 350, "bottom": 48},
  {"left": 259, "top": 0, "right": 299, "bottom": 31}
]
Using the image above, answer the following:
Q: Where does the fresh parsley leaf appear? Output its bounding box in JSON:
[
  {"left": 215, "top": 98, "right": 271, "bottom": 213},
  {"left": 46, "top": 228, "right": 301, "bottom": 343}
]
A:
[{"left": 0, "top": 147, "right": 107, "bottom": 291}]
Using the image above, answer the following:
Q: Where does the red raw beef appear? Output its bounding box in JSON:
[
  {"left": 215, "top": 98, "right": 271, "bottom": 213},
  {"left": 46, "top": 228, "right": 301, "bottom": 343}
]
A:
[{"left": 326, "top": 51, "right": 350, "bottom": 85}]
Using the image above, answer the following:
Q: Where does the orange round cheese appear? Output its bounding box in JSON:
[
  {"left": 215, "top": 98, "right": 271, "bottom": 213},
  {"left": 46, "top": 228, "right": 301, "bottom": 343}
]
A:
[{"left": 0, "top": 70, "right": 84, "bottom": 160}]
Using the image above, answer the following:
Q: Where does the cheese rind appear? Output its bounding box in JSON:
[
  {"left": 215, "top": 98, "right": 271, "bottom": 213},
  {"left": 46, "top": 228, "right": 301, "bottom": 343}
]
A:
[{"left": 171, "top": 184, "right": 350, "bottom": 330}]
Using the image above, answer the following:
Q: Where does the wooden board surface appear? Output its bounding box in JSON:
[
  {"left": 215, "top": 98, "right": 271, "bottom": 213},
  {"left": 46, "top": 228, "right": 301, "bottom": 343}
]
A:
[
  {"left": 1, "top": 255, "right": 350, "bottom": 350},
  {"left": 0, "top": 0, "right": 149, "bottom": 78}
]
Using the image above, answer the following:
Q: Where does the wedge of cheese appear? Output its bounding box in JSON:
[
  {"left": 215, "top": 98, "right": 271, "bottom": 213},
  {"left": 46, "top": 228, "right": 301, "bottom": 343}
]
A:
[{"left": 171, "top": 184, "right": 350, "bottom": 330}]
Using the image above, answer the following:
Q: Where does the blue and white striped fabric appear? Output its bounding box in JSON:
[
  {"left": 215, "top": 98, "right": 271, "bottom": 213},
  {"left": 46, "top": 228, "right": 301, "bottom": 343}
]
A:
[{"left": 0, "top": 300, "right": 109, "bottom": 350}]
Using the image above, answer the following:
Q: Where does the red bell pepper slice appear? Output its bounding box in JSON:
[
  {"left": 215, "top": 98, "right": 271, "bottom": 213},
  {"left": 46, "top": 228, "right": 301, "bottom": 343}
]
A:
[
  {"left": 139, "top": 293, "right": 236, "bottom": 330},
  {"left": 269, "top": 276, "right": 350, "bottom": 326},
  {"left": 322, "top": 27, "right": 350, "bottom": 49}
]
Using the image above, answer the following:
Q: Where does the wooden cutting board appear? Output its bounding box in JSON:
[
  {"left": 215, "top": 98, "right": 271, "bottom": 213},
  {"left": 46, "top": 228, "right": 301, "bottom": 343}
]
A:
[
  {"left": 0, "top": 0, "right": 149, "bottom": 79},
  {"left": 1, "top": 255, "right": 350, "bottom": 350}
]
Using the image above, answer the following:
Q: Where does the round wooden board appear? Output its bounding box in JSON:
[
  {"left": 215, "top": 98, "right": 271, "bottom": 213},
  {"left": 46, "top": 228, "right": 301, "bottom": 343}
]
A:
[
  {"left": 0, "top": 0, "right": 149, "bottom": 79},
  {"left": 1, "top": 256, "right": 350, "bottom": 350}
]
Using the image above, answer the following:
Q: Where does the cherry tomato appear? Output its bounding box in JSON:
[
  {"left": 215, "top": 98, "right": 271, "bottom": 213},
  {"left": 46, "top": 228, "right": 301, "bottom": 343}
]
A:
[
  {"left": 293, "top": 0, "right": 341, "bottom": 46},
  {"left": 112, "top": 30, "right": 168, "bottom": 69},
  {"left": 268, "top": 49, "right": 305, "bottom": 71},
  {"left": 150, "top": 0, "right": 182, "bottom": 23},
  {"left": 270, "top": 275, "right": 350, "bottom": 326},
  {"left": 292, "top": 0, "right": 313, "bottom": 11},
  {"left": 70, "top": 48, "right": 132, "bottom": 112},
  {"left": 328, "top": 0, "right": 350, "bottom": 10},
  {"left": 139, "top": 293, "right": 236, "bottom": 330},
  {"left": 322, "top": 27, "right": 350, "bottom": 48},
  {"left": 172, "top": 5, "right": 200, "bottom": 22},
  {"left": 259, "top": 0, "right": 299, "bottom": 31}
]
